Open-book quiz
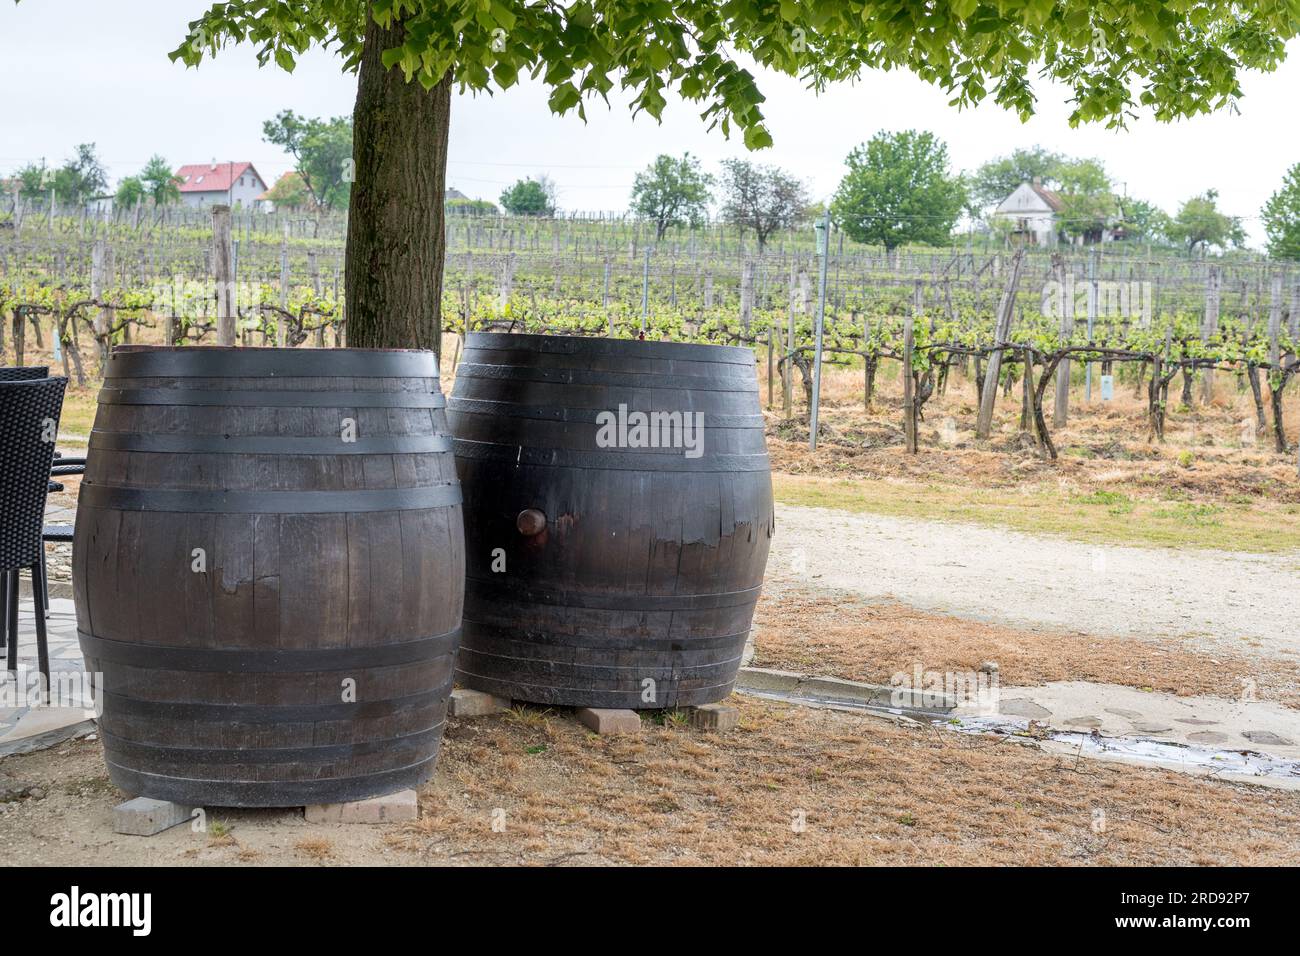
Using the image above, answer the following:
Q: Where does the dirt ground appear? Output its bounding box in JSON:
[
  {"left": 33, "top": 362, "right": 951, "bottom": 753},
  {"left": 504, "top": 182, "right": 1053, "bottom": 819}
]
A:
[
  {"left": 754, "top": 587, "right": 1300, "bottom": 708},
  {"left": 4, "top": 694, "right": 1300, "bottom": 867},
  {"left": 764, "top": 501, "right": 1300, "bottom": 661}
]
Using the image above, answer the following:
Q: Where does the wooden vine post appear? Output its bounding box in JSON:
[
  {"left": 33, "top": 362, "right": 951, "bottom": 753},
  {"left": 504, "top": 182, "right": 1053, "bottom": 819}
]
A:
[
  {"left": 277, "top": 219, "right": 290, "bottom": 347},
  {"left": 782, "top": 262, "right": 796, "bottom": 416},
  {"left": 1051, "top": 253, "right": 1072, "bottom": 428},
  {"left": 1268, "top": 273, "right": 1287, "bottom": 453},
  {"left": 903, "top": 313, "right": 918, "bottom": 454},
  {"left": 211, "top": 204, "right": 236, "bottom": 346},
  {"left": 1201, "top": 265, "right": 1220, "bottom": 404},
  {"left": 976, "top": 249, "right": 1024, "bottom": 439},
  {"left": 740, "top": 259, "right": 754, "bottom": 336},
  {"left": 90, "top": 238, "right": 115, "bottom": 367}
]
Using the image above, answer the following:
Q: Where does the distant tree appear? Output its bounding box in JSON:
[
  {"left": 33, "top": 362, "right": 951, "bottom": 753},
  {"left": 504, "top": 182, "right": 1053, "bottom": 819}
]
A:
[
  {"left": 1168, "top": 189, "right": 1245, "bottom": 253},
  {"left": 13, "top": 162, "right": 52, "bottom": 201},
  {"left": 1262, "top": 164, "right": 1300, "bottom": 261},
  {"left": 139, "top": 155, "right": 182, "bottom": 206},
  {"left": 718, "top": 159, "right": 808, "bottom": 250},
  {"left": 969, "top": 146, "right": 1067, "bottom": 211},
  {"left": 48, "top": 144, "right": 107, "bottom": 205},
  {"left": 830, "top": 130, "right": 966, "bottom": 251},
  {"left": 629, "top": 153, "right": 713, "bottom": 240},
  {"left": 262, "top": 110, "right": 354, "bottom": 210},
  {"left": 1116, "top": 197, "right": 1172, "bottom": 244},
  {"left": 500, "top": 177, "right": 556, "bottom": 216},
  {"left": 1054, "top": 158, "right": 1117, "bottom": 243},
  {"left": 264, "top": 171, "right": 312, "bottom": 210},
  {"left": 115, "top": 176, "right": 146, "bottom": 207},
  {"left": 446, "top": 197, "right": 499, "bottom": 216}
]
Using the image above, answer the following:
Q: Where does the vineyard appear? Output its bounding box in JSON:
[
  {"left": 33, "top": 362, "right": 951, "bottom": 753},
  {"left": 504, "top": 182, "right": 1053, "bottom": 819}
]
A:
[{"left": 3, "top": 207, "right": 1300, "bottom": 467}]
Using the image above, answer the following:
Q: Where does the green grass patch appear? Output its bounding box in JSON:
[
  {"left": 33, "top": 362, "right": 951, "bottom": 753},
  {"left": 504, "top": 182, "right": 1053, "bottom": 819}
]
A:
[
  {"left": 56, "top": 388, "right": 97, "bottom": 447},
  {"left": 1072, "top": 490, "right": 1135, "bottom": 515},
  {"left": 773, "top": 474, "right": 1300, "bottom": 553}
]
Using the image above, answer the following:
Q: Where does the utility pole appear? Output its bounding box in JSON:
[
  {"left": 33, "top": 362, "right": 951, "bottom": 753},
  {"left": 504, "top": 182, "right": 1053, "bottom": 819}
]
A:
[{"left": 809, "top": 209, "right": 830, "bottom": 451}]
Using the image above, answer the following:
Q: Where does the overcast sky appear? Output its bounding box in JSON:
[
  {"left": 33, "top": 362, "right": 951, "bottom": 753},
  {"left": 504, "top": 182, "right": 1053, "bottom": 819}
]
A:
[{"left": 2, "top": 1, "right": 1297, "bottom": 246}]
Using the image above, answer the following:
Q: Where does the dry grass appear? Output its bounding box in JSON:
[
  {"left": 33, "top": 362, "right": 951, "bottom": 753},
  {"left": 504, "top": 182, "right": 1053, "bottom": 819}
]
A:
[
  {"left": 753, "top": 588, "right": 1300, "bottom": 707},
  {"left": 392, "top": 696, "right": 1300, "bottom": 866},
  {"left": 294, "top": 837, "right": 335, "bottom": 861},
  {"left": 4, "top": 695, "right": 1300, "bottom": 866},
  {"left": 764, "top": 360, "right": 1299, "bottom": 498}
]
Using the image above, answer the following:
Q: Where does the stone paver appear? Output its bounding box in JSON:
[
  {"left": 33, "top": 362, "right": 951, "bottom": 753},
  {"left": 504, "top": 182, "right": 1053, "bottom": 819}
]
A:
[
  {"left": 1, "top": 597, "right": 93, "bottom": 757},
  {"left": 305, "top": 789, "right": 418, "bottom": 824},
  {"left": 576, "top": 708, "right": 642, "bottom": 735},
  {"left": 113, "top": 797, "right": 195, "bottom": 836},
  {"left": 956, "top": 680, "right": 1300, "bottom": 759},
  {"left": 448, "top": 687, "right": 511, "bottom": 717},
  {"left": 690, "top": 702, "right": 739, "bottom": 732}
]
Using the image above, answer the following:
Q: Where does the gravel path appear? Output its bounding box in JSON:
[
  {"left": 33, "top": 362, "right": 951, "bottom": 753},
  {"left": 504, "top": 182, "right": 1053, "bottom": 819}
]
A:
[{"left": 768, "top": 504, "right": 1300, "bottom": 661}]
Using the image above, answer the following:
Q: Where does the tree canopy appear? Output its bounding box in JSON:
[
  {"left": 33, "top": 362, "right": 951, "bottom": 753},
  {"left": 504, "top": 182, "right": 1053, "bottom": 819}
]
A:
[
  {"left": 16, "top": 143, "right": 108, "bottom": 204},
  {"left": 264, "top": 171, "right": 313, "bottom": 209},
  {"left": 262, "top": 110, "right": 355, "bottom": 210},
  {"left": 114, "top": 176, "right": 145, "bottom": 207},
  {"left": 831, "top": 130, "right": 966, "bottom": 250},
  {"left": 1115, "top": 196, "right": 1171, "bottom": 245},
  {"left": 500, "top": 177, "right": 557, "bottom": 216},
  {"left": 173, "top": 2, "right": 1300, "bottom": 148},
  {"left": 718, "top": 159, "right": 808, "bottom": 249},
  {"left": 1263, "top": 163, "right": 1300, "bottom": 261},
  {"left": 1168, "top": 189, "right": 1245, "bottom": 253},
  {"left": 161, "top": 0, "right": 1300, "bottom": 347},
  {"left": 139, "top": 155, "right": 183, "bottom": 206},
  {"left": 630, "top": 153, "right": 713, "bottom": 240},
  {"left": 1053, "top": 158, "right": 1116, "bottom": 243}
]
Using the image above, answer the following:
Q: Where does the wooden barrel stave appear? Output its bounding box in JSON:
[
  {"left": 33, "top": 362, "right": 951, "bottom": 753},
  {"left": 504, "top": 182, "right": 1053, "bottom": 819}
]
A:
[
  {"left": 449, "top": 333, "right": 773, "bottom": 710},
  {"left": 74, "top": 346, "right": 463, "bottom": 807}
]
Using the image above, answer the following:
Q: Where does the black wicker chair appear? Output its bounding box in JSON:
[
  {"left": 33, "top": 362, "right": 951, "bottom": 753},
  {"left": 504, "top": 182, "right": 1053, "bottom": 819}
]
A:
[
  {"left": 0, "top": 366, "right": 48, "bottom": 382},
  {"left": 40, "top": 453, "right": 84, "bottom": 617},
  {"left": 1, "top": 376, "right": 68, "bottom": 694}
]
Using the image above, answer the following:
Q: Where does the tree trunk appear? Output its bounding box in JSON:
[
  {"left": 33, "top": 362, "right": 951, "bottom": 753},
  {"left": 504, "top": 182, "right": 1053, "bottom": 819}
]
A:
[
  {"left": 1247, "top": 365, "right": 1267, "bottom": 436},
  {"left": 345, "top": 14, "right": 451, "bottom": 352},
  {"left": 1269, "top": 376, "right": 1289, "bottom": 454}
]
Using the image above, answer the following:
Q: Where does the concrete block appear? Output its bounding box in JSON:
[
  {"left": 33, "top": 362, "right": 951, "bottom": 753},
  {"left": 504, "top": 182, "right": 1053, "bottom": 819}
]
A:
[
  {"left": 305, "top": 788, "right": 418, "bottom": 825},
  {"left": 735, "top": 667, "right": 804, "bottom": 693},
  {"left": 576, "top": 707, "right": 641, "bottom": 735},
  {"left": 112, "top": 797, "right": 194, "bottom": 836},
  {"left": 799, "top": 675, "right": 895, "bottom": 705},
  {"left": 449, "top": 687, "right": 511, "bottom": 718},
  {"left": 690, "top": 702, "right": 739, "bottom": 732}
]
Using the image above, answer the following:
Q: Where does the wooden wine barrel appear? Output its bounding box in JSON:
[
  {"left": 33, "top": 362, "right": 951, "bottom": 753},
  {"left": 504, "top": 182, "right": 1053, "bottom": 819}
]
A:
[
  {"left": 448, "top": 332, "right": 774, "bottom": 709},
  {"left": 73, "top": 346, "right": 464, "bottom": 807}
]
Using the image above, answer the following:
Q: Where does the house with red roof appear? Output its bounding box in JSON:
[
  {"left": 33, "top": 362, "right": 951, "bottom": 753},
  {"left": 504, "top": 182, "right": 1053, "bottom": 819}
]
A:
[{"left": 176, "top": 161, "right": 270, "bottom": 209}]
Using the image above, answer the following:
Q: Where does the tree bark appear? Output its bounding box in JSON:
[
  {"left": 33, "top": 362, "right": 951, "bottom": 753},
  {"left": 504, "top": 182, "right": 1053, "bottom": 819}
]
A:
[{"left": 345, "top": 14, "right": 451, "bottom": 352}]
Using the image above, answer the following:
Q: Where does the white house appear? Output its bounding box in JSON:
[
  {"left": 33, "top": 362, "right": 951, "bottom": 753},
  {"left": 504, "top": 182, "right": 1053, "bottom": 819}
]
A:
[
  {"left": 176, "top": 161, "right": 269, "bottom": 208},
  {"left": 991, "top": 178, "right": 1062, "bottom": 246}
]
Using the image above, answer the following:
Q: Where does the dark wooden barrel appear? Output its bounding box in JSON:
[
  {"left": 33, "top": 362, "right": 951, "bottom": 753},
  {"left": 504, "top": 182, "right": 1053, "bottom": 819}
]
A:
[
  {"left": 73, "top": 346, "right": 464, "bottom": 807},
  {"left": 448, "top": 332, "right": 774, "bottom": 709}
]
